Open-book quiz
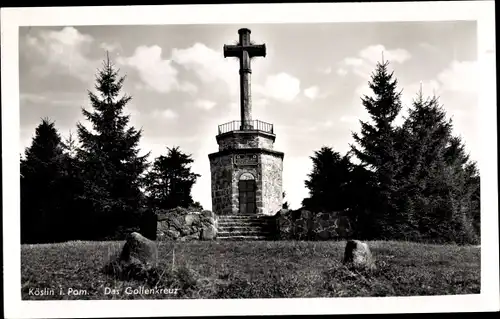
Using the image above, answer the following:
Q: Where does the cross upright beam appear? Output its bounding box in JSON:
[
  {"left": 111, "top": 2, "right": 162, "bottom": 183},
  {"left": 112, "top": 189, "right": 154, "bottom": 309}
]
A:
[{"left": 224, "top": 28, "right": 266, "bottom": 130}]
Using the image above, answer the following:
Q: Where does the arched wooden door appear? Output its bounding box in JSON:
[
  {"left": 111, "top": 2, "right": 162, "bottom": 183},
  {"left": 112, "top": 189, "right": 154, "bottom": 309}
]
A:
[{"left": 238, "top": 173, "right": 256, "bottom": 215}]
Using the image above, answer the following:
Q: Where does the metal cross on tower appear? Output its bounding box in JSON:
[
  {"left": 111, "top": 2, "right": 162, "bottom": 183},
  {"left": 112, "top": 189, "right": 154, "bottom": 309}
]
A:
[{"left": 223, "top": 28, "right": 266, "bottom": 130}]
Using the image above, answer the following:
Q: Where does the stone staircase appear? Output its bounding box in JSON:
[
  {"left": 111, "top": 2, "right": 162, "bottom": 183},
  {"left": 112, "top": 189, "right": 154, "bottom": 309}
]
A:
[{"left": 217, "top": 215, "right": 276, "bottom": 241}]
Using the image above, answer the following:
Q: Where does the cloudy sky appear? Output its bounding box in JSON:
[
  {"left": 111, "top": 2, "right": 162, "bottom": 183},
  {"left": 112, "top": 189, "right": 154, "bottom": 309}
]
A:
[{"left": 19, "top": 22, "right": 478, "bottom": 210}]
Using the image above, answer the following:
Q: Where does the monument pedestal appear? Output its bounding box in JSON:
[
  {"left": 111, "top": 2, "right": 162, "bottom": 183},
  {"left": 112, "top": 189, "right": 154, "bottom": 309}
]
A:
[
  {"left": 209, "top": 125, "right": 284, "bottom": 216},
  {"left": 209, "top": 28, "right": 284, "bottom": 217}
]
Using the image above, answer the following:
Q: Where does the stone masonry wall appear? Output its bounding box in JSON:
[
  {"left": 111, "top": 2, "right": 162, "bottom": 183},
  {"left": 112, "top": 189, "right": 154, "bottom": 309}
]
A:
[
  {"left": 260, "top": 153, "right": 283, "bottom": 216},
  {"left": 210, "top": 132, "right": 284, "bottom": 216},
  {"left": 156, "top": 207, "right": 218, "bottom": 241},
  {"left": 275, "top": 209, "right": 353, "bottom": 240},
  {"left": 217, "top": 132, "right": 275, "bottom": 151},
  {"left": 209, "top": 154, "right": 234, "bottom": 215},
  {"left": 210, "top": 153, "right": 263, "bottom": 215}
]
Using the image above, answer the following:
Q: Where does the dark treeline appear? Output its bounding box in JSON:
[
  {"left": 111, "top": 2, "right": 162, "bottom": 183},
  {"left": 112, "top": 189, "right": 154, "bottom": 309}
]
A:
[
  {"left": 20, "top": 55, "right": 200, "bottom": 243},
  {"left": 21, "top": 55, "right": 480, "bottom": 245},
  {"left": 301, "top": 59, "right": 480, "bottom": 245}
]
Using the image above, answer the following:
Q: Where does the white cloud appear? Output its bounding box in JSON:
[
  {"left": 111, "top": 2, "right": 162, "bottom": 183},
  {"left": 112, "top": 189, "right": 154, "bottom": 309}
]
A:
[
  {"left": 337, "top": 68, "right": 348, "bottom": 76},
  {"left": 322, "top": 67, "right": 333, "bottom": 74},
  {"left": 401, "top": 60, "right": 477, "bottom": 109},
  {"left": 24, "top": 27, "right": 198, "bottom": 95},
  {"left": 338, "top": 44, "right": 412, "bottom": 79},
  {"left": 194, "top": 99, "right": 216, "bottom": 110},
  {"left": 399, "top": 60, "right": 478, "bottom": 149},
  {"left": 351, "top": 59, "right": 477, "bottom": 130},
  {"left": 344, "top": 57, "right": 364, "bottom": 66},
  {"left": 253, "top": 98, "right": 270, "bottom": 113},
  {"left": 151, "top": 109, "right": 178, "bottom": 119},
  {"left": 305, "top": 119, "right": 336, "bottom": 133},
  {"left": 171, "top": 42, "right": 238, "bottom": 95},
  {"left": 354, "top": 83, "right": 375, "bottom": 98},
  {"left": 418, "top": 42, "right": 441, "bottom": 54},
  {"left": 256, "top": 72, "right": 301, "bottom": 102},
  {"left": 324, "top": 120, "right": 334, "bottom": 127},
  {"left": 304, "top": 86, "right": 320, "bottom": 100},
  {"left": 437, "top": 60, "right": 477, "bottom": 94},
  {"left": 100, "top": 42, "right": 122, "bottom": 53},
  {"left": 401, "top": 80, "right": 441, "bottom": 108},
  {"left": 178, "top": 82, "right": 198, "bottom": 94},
  {"left": 25, "top": 27, "right": 95, "bottom": 82},
  {"left": 340, "top": 115, "right": 359, "bottom": 124},
  {"left": 20, "top": 93, "right": 47, "bottom": 104},
  {"left": 118, "top": 45, "right": 196, "bottom": 94},
  {"left": 20, "top": 92, "right": 88, "bottom": 107},
  {"left": 359, "top": 44, "right": 411, "bottom": 64},
  {"left": 162, "top": 109, "right": 178, "bottom": 119}
]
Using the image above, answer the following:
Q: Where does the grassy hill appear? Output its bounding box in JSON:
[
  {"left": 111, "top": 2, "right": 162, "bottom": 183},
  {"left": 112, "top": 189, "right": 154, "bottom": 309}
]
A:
[{"left": 21, "top": 240, "right": 480, "bottom": 299}]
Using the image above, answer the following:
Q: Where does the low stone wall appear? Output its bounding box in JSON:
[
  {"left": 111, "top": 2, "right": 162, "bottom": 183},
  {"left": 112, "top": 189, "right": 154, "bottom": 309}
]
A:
[
  {"left": 156, "top": 207, "right": 218, "bottom": 241},
  {"left": 275, "top": 209, "right": 353, "bottom": 240}
]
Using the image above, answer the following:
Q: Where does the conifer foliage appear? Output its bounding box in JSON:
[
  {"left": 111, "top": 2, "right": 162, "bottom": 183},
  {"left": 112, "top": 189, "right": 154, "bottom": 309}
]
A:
[
  {"left": 20, "top": 118, "right": 66, "bottom": 243},
  {"left": 76, "top": 53, "right": 149, "bottom": 239},
  {"left": 144, "top": 146, "right": 200, "bottom": 210},
  {"left": 350, "top": 59, "right": 406, "bottom": 239},
  {"left": 302, "top": 147, "right": 352, "bottom": 212},
  {"left": 303, "top": 58, "right": 480, "bottom": 244},
  {"left": 398, "top": 91, "right": 480, "bottom": 243},
  {"left": 19, "top": 50, "right": 480, "bottom": 245}
]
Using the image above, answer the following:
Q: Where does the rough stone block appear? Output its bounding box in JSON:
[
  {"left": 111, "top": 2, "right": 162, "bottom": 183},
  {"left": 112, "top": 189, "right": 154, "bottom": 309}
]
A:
[
  {"left": 119, "top": 232, "right": 158, "bottom": 270},
  {"left": 343, "top": 239, "right": 375, "bottom": 270}
]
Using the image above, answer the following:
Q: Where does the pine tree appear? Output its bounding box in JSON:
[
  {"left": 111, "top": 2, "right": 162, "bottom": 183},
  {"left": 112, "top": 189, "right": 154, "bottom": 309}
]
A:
[
  {"left": 76, "top": 53, "right": 149, "bottom": 239},
  {"left": 346, "top": 163, "right": 379, "bottom": 239},
  {"left": 145, "top": 146, "right": 200, "bottom": 210},
  {"left": 350, "top": 58, "right": 404, "bottom": 239},
  {"left": 400, "top": 91, "right": 479, "bottom": 244},
  {"left": 20, "top": 117, "right": 66, "bottom": 243},
  {"left": 441, "top": 135, "right": 480, "bottom": 243},
  {"left": 351, "top": 59, "right": 403, "bottom": 171},
  {"left": 302, "top": 146, "right": 352, "bottom": 212},
  {"left": 58, "top": 131, "right": 87, "bottom": 240}
]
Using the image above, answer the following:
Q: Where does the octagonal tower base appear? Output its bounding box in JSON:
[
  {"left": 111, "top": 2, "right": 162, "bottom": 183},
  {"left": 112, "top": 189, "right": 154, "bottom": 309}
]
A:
[{"left": 209, "top": 122, "right": 284, "bottom": 216}]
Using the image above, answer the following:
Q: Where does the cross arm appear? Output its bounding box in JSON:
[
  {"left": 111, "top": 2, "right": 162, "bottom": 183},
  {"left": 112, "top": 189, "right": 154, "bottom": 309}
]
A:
[
  {"left": 247, "top": 44, "right": 266, "bottom": 58},
  {"left": 223, "top": 44, "right": 267, "bottom": 58},
  {"left": 223, "top": 44, "right": 240, "bottom": 58}
]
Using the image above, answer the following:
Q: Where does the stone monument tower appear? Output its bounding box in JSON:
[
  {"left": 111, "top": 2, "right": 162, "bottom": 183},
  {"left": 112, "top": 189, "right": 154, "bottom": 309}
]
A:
[{"left": 208, "top": 28, "right": 284, "bottom": 216}]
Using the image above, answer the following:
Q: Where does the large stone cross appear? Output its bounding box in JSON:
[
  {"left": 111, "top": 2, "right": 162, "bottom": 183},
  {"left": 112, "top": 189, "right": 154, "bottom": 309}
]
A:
[{"left": 224, "top": 28, "right": 266, "bottom": 130}]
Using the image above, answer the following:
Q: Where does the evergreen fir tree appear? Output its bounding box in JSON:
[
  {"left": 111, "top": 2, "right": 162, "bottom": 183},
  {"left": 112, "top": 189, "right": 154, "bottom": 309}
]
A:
[
  {"left": 145, "top": 146, "right": 200, "bottom": 210},
  {"left": 345, "top": 164, "right": 379, "bottom": 239},
  {"left": 302, "top": 146, "right": 352, "bottom": 212},
  {"left": 58, "top": 131, "right": 87, "bottom": 240},
  {"left": 350, "top": 58, "right": 404, "bottom": 239},
  {"left": 20, "top": 117, "right": 66, "bottom": 243},
  {"left": 76, "top": 53, "right": 149, "bottom": 239},
  {"left": 400, "top": 91, "right": 479, "bottom": 244}
]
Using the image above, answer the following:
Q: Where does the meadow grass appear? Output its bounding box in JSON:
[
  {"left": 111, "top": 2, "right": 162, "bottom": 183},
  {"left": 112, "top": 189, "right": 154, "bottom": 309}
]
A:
[{"left": 21, "top": 240, "right": 480, "bottom": 300}]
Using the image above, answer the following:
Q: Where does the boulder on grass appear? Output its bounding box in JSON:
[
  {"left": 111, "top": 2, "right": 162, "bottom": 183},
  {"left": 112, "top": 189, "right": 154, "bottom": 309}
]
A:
[
  {"left": 343, "top": 239, "right": 375, "bottom": 270},
  {"left": 119, "top": 232, "right": 158, "bottom": 270},
  {"left": 104, "top": 232, "right": 158, "bottom": 281},
  {"left": 201, "top": 224, "right": 217, "bottom": 240}
]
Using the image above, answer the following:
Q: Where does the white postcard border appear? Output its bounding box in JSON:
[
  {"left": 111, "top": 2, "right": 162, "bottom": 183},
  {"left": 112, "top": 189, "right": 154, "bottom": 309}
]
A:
[{"left": 2, "top": 1, "right": 498, "bottom": 318}]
